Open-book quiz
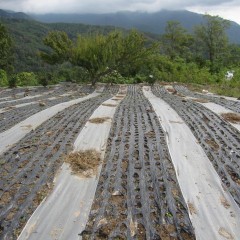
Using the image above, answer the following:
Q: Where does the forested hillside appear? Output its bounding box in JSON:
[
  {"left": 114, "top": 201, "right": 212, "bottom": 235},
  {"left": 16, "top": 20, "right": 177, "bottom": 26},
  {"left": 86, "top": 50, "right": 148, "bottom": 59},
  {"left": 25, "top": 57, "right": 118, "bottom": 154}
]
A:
[
  {"left": 31, "top": 10, "right": 240, "bottom": 44},
  {"left": 0, "top": 9, "right": 240, "bottom": 97},
  {"left": 0, "top": 16, "right": 128, "bottom": 72}
]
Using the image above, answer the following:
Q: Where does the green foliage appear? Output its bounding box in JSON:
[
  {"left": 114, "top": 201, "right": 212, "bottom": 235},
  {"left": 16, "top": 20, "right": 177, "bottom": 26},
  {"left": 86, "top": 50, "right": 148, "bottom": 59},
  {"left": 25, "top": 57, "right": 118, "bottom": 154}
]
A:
[
  {"left": 116, "top": 30, "right": 159, "bottom": 77},
  {"left": 161, "top": 21, "right": 193, "bottom": 60},
  {"left": 8, "top": 74, "right": 18, "bottom": 88},
  {"left": 100, "top": 71, "right": 124, "bottom": 84},
  {"left": 37, "top": 72, "right": 51, "bottom": 87},
  {"left": 72, "top": 32, "right": 114, "bottom": 83},
  {"left": 1, "top": 18, "right": 130, "bottom": 73},
  {"left": 194, "top": 14, "right": 230, "bottom": 73},
  {"left": 1, "top": 13, "right": 239, "bottom": 96},
  {"left": 0, "top": 23, "right": 13, "bottom": 72},
  {"left": 41, "top": 30, "right": 159, "bottom": 85},
  {"left": 13, "top": 72, "right": 38, "bottom": 86},
  {"left": 40, "top": 31, "right": 73, "bottom": 65},
  {"left": 214, "top": 80, "right": 240, "bottom": 98},
  {"left": 0, "top": 69, "right": 8, "bottom": 87}
]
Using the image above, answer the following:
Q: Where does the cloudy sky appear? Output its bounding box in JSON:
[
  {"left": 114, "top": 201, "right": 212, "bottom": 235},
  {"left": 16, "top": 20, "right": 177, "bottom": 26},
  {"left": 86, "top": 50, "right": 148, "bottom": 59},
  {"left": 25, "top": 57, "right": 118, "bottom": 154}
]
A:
[{"left": 0, "top": 0, "right": 240, "bottom": 24}]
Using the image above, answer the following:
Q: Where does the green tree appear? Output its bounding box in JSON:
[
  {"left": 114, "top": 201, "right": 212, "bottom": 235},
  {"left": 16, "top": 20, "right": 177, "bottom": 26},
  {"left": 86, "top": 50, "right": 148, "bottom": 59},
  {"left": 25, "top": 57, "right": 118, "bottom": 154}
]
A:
[
  {"left": 194, "top": 14, "right": 230, "bottom": 73},
  {"left": 162, "top": 21, "right": 193, "bottom": 60},
  {"left": 0, "top": 23, "right": 13, "bottom": 72},
  {"left": 41, "top": 30, "right": 158, "bottom": 85},
  {"left": 40, "top": 31, "right": 73, "bottom": 65}
]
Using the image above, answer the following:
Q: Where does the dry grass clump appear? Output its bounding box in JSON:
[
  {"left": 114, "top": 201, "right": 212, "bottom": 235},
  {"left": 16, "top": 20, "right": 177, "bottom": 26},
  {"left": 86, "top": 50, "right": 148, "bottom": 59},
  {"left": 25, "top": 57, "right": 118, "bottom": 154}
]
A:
[
  {"left": 39, "top": 101, "right": 46, "bottom": 107},
  {"left": 166, "top": 88, "right": 177, "bottom": 94},
  {"left": 192, "top": 98, "right": 209, "bottom": 103},
  {"left": 221, "top": 113, "right": 240, "bottom": 123},
  {"left": 206, "top": 138, "right": 219, "bottom": 151},
  {"left": 88, "top": 117, "right": 110, "bottom": 124},
  {"left": 176, "top": 93, "right": 186, "bottom": 97},
  {"left": 102, "top": 103, "right": 117, "bottom": 107},
  {"left": 65, "top": 150, "right": 101, "bottom": 177}
]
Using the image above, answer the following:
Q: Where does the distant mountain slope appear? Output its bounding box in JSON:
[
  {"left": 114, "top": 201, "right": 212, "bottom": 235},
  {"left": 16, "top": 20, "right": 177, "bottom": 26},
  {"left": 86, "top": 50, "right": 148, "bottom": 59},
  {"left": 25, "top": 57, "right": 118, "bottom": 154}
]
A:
[
  {"left": 1, "top": 8, "right": 240, "bottom": 73},
  {"left": 31, "top": 10, "right": 240, "bottom": 44},
  {"left": 0, "top": 19, "right": 122, "bottom": 72},
  {"left": 0, "top": 9, "right": 31, "bottom": 20},
  {"left": 0, "top": 9, "right": 157, "bottom": 72}
]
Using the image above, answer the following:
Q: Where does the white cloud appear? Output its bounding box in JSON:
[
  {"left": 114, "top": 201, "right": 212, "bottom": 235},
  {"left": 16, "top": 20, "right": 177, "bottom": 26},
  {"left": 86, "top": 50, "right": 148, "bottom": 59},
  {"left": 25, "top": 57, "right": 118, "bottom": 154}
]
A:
[{"left": 187, "top": 1, "right": 240, "bottom": 24}]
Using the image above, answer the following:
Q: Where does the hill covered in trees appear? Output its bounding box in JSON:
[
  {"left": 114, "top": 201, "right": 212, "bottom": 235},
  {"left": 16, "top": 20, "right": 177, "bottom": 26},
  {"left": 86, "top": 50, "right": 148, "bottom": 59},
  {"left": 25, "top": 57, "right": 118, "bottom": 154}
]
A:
[
  {"left": 31, "top": 10, "right": 240, "bottom": 44},
  {"left": 0, "top": 9, "right": 240, "bottom": 97},
  {"left": 0, "top": 11, "right": 135, "bottom": 72}
]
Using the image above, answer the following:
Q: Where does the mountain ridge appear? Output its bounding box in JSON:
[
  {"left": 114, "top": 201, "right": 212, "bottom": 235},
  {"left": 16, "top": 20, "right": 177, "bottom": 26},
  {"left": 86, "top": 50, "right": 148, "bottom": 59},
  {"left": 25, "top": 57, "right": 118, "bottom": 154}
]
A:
[
  {"left": 1, "top": 9, "right": 240, "bottom": 44},
  {"left": 0, "top": 9, "right": 31, "bottom": 20},
  {"left": 29, "top": 10, "right": 240, "bottom": 44}
]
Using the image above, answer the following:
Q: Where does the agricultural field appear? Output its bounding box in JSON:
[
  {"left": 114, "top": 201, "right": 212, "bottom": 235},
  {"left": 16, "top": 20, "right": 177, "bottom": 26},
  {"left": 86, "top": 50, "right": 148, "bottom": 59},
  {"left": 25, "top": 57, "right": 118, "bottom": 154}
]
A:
[{"left": 0, "top": 83, "right": 239, "bottom": 240}]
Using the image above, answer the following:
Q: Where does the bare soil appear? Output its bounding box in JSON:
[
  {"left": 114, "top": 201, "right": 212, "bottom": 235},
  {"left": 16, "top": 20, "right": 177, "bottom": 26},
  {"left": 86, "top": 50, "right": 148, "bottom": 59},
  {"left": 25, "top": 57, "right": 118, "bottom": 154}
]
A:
[{"left": 1, "top": 84, "right": 240, "bottom": 239}]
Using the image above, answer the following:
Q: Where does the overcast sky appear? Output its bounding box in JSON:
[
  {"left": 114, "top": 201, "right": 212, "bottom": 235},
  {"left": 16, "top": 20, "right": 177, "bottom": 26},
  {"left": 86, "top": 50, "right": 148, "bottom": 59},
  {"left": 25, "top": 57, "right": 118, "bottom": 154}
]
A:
[{"left": 1, "top": 0, "right": 240, "bottom": 24}]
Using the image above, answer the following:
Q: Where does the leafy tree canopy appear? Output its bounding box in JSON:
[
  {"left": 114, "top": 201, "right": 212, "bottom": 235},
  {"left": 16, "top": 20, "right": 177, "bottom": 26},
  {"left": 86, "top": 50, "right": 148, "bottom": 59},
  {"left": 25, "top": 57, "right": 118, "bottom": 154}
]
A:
[
  {"left": 41, "top": 30, "right": 159, "bottom": 85},
  {"left": 162, "top": 21, "right": 193, "bottom": 60},
  {"left": 40, "top": 31, "right": 73, "bottom": 65},
  {"left": 0, "top": 23, "right": 13, "bottom": 72},
  {"left": 194, "top": 14, "right": 230, "bottom": 73}
]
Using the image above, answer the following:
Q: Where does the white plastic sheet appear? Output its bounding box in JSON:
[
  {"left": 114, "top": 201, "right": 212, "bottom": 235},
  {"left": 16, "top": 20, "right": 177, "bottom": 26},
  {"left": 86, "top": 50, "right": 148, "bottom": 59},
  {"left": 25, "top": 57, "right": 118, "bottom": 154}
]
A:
[
  {"left": 0, "top": 92, "right": 100, "bottom": 155},
  {"left": 18, "top": 91, "right": 127, "bottom": 240},
  {"left": 143, "top": 86, "right": 240, "bottom": 240}
]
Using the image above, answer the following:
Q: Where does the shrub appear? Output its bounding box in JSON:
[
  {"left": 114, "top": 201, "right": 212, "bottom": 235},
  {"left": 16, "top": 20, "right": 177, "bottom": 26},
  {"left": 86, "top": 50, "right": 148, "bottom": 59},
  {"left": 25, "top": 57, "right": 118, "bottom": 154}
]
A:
[
  {"left": 16, "top": 72, "right": 38, "bottom": 86},
  {"left": 0, "top": 69, "right": 8, "bottom": 87},
  {"left": 8, "top": 74, "right": 18, "bottom": 88}
]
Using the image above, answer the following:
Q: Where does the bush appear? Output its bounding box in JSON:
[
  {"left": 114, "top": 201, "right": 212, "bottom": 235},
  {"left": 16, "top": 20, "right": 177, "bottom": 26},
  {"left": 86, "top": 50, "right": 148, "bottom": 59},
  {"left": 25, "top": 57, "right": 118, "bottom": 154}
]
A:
[
  {"left": 8, "top": 74, "right": 18, "bottom": 88},
  {"left": 16, "top": 72, "right": 38, "bottom": 86},
  {"left": 100, "top": 71, "right": 125, "bottom": 84},
  {"left": 38, "top": 73, "right": 51, "bottom": 87},
  {"left": 0, "top": 69, "right": 8, "bottom": 87}
]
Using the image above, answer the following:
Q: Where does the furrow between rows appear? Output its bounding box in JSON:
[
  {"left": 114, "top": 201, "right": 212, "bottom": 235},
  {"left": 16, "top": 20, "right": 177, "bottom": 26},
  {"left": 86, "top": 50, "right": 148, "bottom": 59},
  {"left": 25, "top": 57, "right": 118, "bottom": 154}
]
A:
[
  {"left": 82, "top": 85, "right": 195, "bottom": 240},
  {"left": 0, "top": 93, "right": 111, "bottom": 239},
  {"left": 152, "top": 86, "right": 240, "bottom": 207},
  {"left": 175, "top": 85, "right": 240, "bottom": 113}
]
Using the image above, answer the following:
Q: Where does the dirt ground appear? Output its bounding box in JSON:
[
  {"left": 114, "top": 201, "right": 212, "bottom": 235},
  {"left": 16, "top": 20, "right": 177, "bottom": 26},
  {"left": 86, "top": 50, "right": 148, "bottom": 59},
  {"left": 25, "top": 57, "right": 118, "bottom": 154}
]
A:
[{"left": 0, "top": 83, "right": 239, "bottom": 239}]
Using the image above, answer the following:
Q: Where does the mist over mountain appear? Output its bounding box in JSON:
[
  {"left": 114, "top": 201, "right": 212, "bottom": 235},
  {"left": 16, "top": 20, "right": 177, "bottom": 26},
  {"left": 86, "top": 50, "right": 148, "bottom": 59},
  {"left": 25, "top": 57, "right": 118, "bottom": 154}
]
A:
[{"left": 30, "top": 10, "right": 240, "bottom": 44}]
